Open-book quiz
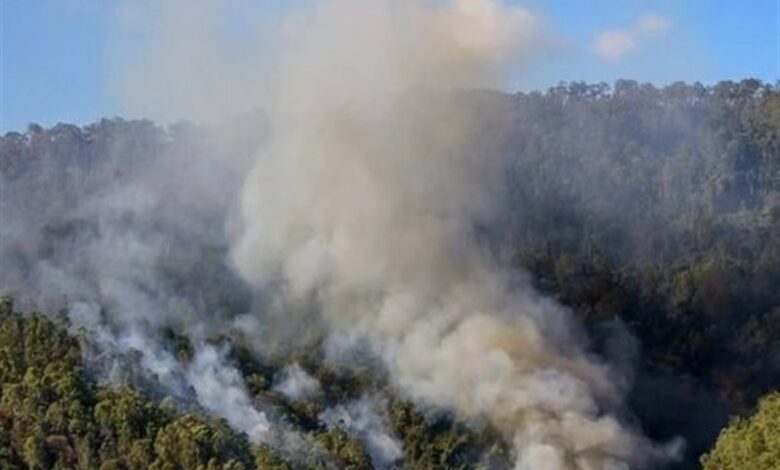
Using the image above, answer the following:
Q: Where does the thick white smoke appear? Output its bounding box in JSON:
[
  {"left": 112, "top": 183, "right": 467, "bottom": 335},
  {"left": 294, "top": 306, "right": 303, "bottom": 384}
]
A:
[
  {"left": 227, "top": 0, "right": 672, "bottom": 468},
  {"left": 186, "top": 345, "right": 271, "bottom": 442},
  {"left": 68, "top": 302, "right": 272, "bottom": 443}
]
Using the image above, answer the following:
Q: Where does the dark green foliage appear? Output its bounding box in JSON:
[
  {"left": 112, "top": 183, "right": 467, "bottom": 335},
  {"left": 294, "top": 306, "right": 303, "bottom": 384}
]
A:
[
  {"left": 314, "top": 428, "right": 372, "bottom": 469},
  {"left": 701, "top": 392, "right": 780, "bottom": 469},
  {"left": 151, "top": 414, "right": 254, "bottom": 470},
  {"left": 253, "top": 445, "right": 294, "bottom": 470},
  {"left": 386, "top": 401, "right": 507, "bottom": 470},
  {"left": 0, "top": 305, "right": 259, "bottom": 470},
  {"left": 490, "top": 80, "right": 780, "bottom": 466}
]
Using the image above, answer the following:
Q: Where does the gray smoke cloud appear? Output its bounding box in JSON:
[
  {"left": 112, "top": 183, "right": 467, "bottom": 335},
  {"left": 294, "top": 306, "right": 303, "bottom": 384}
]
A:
[
  {"left": 0, "top": 1, "right": 683, "bottom": 468},
  {"left": 224, "top": 0, "right": 675, "bottom": 468},
  {"left": 0, "top": 117, "right": 274, "bottom": 443},
  {"left": 273, "top": 363, "right": 323, "bottom": 400}
]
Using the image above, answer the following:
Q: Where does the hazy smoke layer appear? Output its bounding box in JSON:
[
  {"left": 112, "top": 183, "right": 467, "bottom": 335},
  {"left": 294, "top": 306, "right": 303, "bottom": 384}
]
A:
[
  {"left": 273, "top": 363, "right": 323, "bottom": 400},
  {"left": 0, "top": 118, "right": 273, "bottom": 442},
  {"left": 0, "top": 1, "right": 680, "bottom": 467},
  {"left": 228, "top": 0, "right": 668, "bottom": 468}
]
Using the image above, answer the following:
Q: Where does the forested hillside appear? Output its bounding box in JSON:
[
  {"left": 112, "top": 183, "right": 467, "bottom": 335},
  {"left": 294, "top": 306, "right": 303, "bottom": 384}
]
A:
[
  {"left": 1, "top": 79, "right": 778, "bottom": 469},
  {"left": 497, "top": 79, "right": 780, "bottom": 464},
  {"left": 1, "top": 300, "right": 501, "bottom": 469}
]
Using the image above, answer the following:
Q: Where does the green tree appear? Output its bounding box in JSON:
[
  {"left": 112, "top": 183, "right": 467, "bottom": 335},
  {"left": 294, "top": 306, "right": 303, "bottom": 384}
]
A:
[{"left": 702, "top": 392, "right": 780, "bottom": 469}]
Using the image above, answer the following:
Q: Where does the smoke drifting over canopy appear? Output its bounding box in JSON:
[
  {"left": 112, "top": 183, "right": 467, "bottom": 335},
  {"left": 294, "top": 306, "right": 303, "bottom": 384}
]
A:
[
  {"left": 0, "top": 1, "right": 683, "bottom": 468},
  {"left": 227, "top": 0, "right": 672, "bottom": 468}
]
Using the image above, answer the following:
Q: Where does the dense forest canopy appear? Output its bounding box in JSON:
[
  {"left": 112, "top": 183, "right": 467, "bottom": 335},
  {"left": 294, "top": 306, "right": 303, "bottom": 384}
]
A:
[{"left": 1, "top": 79, "right": 779, "bottom": 469}]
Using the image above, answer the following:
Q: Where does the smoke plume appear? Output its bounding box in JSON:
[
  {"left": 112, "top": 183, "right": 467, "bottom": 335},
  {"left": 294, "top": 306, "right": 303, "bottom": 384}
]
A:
[
  {"left": 0, "top": 1, "right": 683, "bottom": 468},
  {"left": 226, "top": 0, "right": 671, "bottom": 468}
]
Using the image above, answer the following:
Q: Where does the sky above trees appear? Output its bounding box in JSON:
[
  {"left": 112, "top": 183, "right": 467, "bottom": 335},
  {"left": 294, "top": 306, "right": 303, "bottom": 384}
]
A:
[{"left": 1, "top": 0, "right": 778, "bottom": 132}]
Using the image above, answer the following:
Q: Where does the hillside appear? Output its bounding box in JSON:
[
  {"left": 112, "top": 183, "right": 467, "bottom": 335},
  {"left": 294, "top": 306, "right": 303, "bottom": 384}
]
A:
[{"left": 1, "top": 79, "right": 779, "bottom": 469}]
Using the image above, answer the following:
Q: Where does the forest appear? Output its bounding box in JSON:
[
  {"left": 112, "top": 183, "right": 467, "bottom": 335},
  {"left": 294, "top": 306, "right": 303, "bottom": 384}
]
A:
[{"left": 1, "top": 79, "right": 779, "bottom": 469}]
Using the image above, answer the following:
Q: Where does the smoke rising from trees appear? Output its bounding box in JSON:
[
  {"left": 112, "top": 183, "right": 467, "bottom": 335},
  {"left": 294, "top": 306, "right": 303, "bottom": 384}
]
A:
[
  {"left": 225, "top": 1, "right": 672, "bottom": 468},
  {"left": 2, "top": 1, "right": 779, "bottom": 469}
]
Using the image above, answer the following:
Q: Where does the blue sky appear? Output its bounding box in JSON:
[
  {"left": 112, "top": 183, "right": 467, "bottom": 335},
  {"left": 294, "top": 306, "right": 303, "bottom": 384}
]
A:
[{"left": 1, "top": 0, "right": 778, "bottom": 133}]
